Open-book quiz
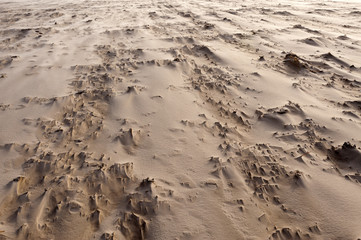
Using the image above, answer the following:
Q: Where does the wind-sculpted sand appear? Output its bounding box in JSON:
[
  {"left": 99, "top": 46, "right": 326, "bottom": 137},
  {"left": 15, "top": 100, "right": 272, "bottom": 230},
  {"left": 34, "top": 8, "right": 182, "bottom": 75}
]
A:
[{"left": 0, "top": 0, "right": 361, "bottom": 239}]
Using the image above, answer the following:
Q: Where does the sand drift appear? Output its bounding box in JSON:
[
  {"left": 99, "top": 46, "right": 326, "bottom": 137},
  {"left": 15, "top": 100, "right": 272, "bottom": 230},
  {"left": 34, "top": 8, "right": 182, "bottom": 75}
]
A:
[{"left": 0, "top": 0, "right": 361, "bottom": 239}]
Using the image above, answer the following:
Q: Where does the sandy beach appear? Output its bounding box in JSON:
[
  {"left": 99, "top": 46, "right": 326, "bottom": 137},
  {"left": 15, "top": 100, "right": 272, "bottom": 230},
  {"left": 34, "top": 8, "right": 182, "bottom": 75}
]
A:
[{"left": 1, "top": 0, "right": 361, "bottom": 239}]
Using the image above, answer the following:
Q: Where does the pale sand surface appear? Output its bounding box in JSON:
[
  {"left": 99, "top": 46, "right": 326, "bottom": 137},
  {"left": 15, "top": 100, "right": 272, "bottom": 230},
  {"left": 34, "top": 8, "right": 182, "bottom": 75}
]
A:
[{"left": 0, "top": 0, "right": 361, "bottom": 239}]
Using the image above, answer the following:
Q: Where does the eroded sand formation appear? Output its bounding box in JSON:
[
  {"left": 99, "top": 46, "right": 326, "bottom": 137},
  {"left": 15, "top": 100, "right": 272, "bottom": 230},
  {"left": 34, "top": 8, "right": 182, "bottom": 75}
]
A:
[{"left": 0, "top": 0, "right": 361, "bottom": 239}]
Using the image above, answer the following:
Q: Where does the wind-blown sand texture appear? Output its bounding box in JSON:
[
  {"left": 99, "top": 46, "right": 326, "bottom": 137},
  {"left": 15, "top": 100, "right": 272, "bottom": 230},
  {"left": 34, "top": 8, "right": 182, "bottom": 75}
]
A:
[{"left": 1, "top": 0, "right": 361, "bottom": 239}]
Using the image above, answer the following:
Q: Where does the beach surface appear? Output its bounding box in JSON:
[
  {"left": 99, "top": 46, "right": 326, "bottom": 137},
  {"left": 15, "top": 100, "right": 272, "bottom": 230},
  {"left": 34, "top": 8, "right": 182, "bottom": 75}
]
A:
[{"left": 1, "top": 0, "right": 361, "bottom": 239}]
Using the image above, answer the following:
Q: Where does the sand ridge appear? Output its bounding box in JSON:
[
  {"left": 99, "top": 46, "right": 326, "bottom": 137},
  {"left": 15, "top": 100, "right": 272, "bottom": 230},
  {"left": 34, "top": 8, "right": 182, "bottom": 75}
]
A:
[{"left": 0, "top": 0, "right": 361, "bottom": 239}]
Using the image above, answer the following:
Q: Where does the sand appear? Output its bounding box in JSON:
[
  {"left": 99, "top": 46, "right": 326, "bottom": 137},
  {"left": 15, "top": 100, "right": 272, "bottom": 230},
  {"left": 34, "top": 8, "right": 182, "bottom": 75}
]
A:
[{"left": 0, "top": 0, "right": 361, "bottom": 239}]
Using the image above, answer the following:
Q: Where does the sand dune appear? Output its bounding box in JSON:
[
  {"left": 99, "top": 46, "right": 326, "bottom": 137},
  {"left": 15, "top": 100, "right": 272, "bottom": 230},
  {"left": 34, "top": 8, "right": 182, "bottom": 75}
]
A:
[{"left": 1, "top": 0, "right": 361, "bottom": 239}]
